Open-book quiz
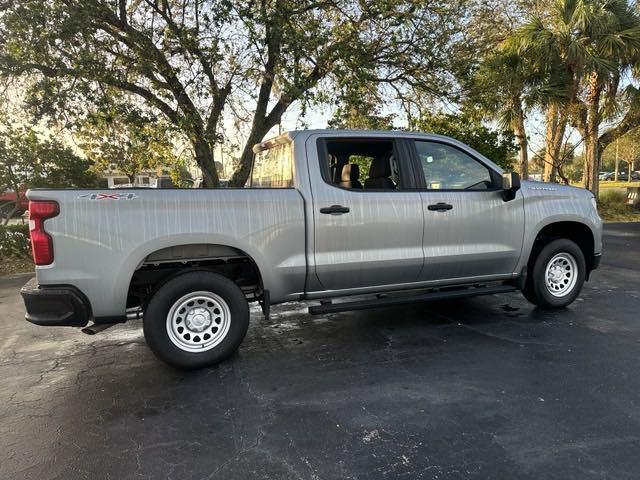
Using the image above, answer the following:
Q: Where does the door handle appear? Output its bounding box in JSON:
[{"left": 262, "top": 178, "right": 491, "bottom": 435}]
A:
[
  {"left": 320, "top": 205, "right": 350, "bottom": 215},
  {"left": 427, "top": 202, "right": 453, "bottom": 212}
]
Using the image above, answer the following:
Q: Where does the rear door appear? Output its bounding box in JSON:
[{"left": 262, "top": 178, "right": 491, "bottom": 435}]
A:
[
  {"left": 410, "top": 139, "right": 525, "bottom": 282},
  {"left": 306, "top": 135, "right": 424, "bottom": 291}
]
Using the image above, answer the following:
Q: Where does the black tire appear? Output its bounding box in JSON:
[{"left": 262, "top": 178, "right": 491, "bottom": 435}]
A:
[
  {"left": 522, "top": 238, "right": 586, "bottom": 308},
  {"left": 143, "top": 271, "right": 249, "bottom": 369}
]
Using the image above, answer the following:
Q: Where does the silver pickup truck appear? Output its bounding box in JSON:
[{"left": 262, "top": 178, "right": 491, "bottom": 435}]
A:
[{"left": 21, "top": 129, "right": 602, "bottom": 368}]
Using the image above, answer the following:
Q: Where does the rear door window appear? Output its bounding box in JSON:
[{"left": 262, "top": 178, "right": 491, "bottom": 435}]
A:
[
  {"left": 320, "top": 139, "right": 406, "bottom": 190},
  {"left": 250, "top": 143, "right": 294, "bottom": 188}
]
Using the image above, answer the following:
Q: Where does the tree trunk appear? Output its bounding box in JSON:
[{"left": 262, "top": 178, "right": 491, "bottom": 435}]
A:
[
  {"left": 582, "top": 132, "right": 598, "bottom": 195},
  {"left": 1, "top": 202, "right": 19, "bottom": 226},
  {"left": 583, "top": 133, "right": 599, "bottom": 196},
  {"left": 543, "top": 105, "right": 567, "bottom": 183},
  {"left": 543, "top": 114, "right": 556, "bottom": 183},
  {"left": 581, "top": 73, "right": 602, "bottom": 197},
  {"left": 228, "top": 126, "right": 271, "bottom": 187},
  {"left": 512, "top": 101, "right": 528, "bottom": 179},
  {"left": 193, "top": 137, "right": 219, "bottom": 187},
  {"left": 229, "top": 144, "right": 255, "bottom": 188}
]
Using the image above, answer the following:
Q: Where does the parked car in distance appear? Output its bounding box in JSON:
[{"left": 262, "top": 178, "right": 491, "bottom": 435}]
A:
[
  {"left": 599, "top": 171, "right": 614, "bottom": 181},
  {"left": 21, "top": 129, "right": 603, "bottom": 369}
]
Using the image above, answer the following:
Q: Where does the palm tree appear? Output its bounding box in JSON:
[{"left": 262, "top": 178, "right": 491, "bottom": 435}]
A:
[
  {"left": 506, "top": 24, "right": 573, "bottom": 183},
  {"left": 510, "top": 0, "right": 640, "bottom": 196},
  {"left": 471, "top": 51, "right": 532, "bottom": 179}
]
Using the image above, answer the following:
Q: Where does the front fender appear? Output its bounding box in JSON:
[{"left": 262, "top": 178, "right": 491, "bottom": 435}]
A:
[{"left": 517, "top": 189, "right": 602, "bottom": 274}]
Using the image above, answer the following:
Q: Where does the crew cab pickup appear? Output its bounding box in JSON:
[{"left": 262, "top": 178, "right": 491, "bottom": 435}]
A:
[{"left": 21, "top": 130, "right": 602, "bottom": 368}]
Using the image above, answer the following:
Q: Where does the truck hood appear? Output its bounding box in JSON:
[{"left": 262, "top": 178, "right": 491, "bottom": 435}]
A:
[{"left": 520, "top": 180, "right": 594, "bottom": 200}]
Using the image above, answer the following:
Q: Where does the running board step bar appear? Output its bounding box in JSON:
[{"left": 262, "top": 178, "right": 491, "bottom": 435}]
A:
[{"left": 308, "top": 284, "right": 517, "bottom": 315}]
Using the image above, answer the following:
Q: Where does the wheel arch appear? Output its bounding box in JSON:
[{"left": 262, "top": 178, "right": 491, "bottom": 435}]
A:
[
  {"left": 527, "top": 220, "right": 596, "bottom": 275},
  {"left": 116, "top": 235, "right": 270, "bottom": 315}
]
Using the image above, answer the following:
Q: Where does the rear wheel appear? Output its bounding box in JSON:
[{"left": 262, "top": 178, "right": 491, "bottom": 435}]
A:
[
  {"left": 523, "top": 238, "right": 586, "bottom": 308},
  {"left": 143, "top": 271, "right": 249, "bottom": 369}
]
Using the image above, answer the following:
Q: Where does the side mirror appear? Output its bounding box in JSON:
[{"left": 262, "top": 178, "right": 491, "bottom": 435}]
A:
[{"left": 501, "top": 172, "right": 521, "bottom": 201}]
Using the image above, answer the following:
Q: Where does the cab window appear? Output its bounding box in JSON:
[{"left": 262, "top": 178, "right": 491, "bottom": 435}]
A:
[
  {"left": 414, "top": 141, "right": 493, "bottom": 190},
  {"left": 249, "top": 142, "right": 294, "bottom": 188},
  {"left": 321, "top": 139, "right": 402, "bottom": 190}
]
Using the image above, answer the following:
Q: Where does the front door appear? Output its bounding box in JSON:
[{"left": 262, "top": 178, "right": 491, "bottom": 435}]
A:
[
  {"left": 307, "top": 135, "right": 424, "bottom": 291},
  {"left": 411, "top": 139, "right": 525, "bottom": 282}
]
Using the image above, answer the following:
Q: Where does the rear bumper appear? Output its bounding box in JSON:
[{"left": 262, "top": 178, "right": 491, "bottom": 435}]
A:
[{"left": 20, "top": 277, "right": 92, "bottom": 327}]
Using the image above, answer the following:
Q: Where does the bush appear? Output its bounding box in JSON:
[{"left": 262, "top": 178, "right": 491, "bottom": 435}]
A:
[
  {"left": 600, "top": 188, "right": 627, "bottom": 204},
  {"left": 598, "top": 188, "right": 639, "bottom": 222},
  {"left": 0, "top": 224, "right": 31, "bottom": 258}
]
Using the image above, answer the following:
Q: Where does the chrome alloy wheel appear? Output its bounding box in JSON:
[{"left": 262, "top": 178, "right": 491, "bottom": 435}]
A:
[
  {"left": 166, "top": 291, "right": 231, "bottom": 352},
  {"left": 544, "top": 253, "right": 578, "bottom": 297}
]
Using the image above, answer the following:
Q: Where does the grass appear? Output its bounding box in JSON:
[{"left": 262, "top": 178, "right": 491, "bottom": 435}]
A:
[
  {"left": 598, "top": 188, "right": 640, "bottom": 223},
  {"left": 600, "top": 180, "right": 640, "bottom": 189}
]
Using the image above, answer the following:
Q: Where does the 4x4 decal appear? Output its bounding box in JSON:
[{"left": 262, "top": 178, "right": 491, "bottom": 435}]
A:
[{"left": 78, "top": 193, "right": 139, "bottom": 200}]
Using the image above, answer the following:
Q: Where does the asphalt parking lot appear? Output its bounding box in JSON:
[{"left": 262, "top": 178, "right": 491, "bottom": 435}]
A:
[{"left": 1, "top": 223, "right": 639, "bottom": 480}]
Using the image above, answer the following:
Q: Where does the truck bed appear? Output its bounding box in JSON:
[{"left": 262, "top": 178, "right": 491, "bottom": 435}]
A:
[{"left": 28, "top": 188, "right": 307, "bottom": 318}]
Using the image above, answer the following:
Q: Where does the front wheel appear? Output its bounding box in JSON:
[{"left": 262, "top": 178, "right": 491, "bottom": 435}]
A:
[
  {"left": 523, "top": 238, "right": 586, "bottom": 308},
  {"left": 143, "top": 271, "right": 250, "bottom": 369}
]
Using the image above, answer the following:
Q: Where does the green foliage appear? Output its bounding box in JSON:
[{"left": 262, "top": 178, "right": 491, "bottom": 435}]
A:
[
  {"left": 510, "top": 0, "right": 640, "bottom": 113},
  {"left": 78, "top": 104, "right": 180, "bottom": 182},
  {"left": 0, "top": 123, "right": 97, "bottom": 223},
  {"left": 415, "top": 111, "right": 517, "bottom": 170},
  {"left": 598, "top": 188, "right": 639, "bottom": 221},
  {"left": 0, "top": 0, "right": 469, "bottom": 187},
  {"left": 600, "top": 188, "right": 628, "bottom": 204},
  {"left": 509, "top": 0, "right": 640, "bottom": 191},
  {"left": 558, "top": 146, "right": 582, "bottom": 183},
  {"left": 328, "top": 83, "right": 395, "bottom": 130},
  {"left": 467, "top": 51, "right": 529, "bottom": 126},
  {"left": 601, "top": 128, "right": 640, "bottom": 172},
  {"left": 169, "top": 162, "right": 195, "bottom": 188},
  {"left": 0, "top": 224, "right": 30, "bottom": 259}
]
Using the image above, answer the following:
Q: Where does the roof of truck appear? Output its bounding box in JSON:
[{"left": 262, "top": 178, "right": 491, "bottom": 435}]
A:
[
  {"left": 258, "top": 129, "right": 465, "bottom": 147},
  {"left": 288, "top": 128, "right": 452, "bottom": 139},
  {"left": 256, "top": 129, "right": 504, "bottom": 173}
]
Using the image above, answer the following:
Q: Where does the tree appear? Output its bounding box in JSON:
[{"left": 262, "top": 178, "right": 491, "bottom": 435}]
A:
[
  {"left": 327, "top": 84, "right": 395, "bottom": 130},
  {"left": 598, "top": 86, "right": 640, "bottom": 165},
  {"left": 469, "top": 51, "right": 532, "bottom": 178},
  {"left": 532, "top": 141, "right": 581, "bottom": 184},
  {"left": 78, "top": 105, "right": 180, "bottom": 183},
  {"left": 449, "top": 0, "right": 546, "bottom": 180},
  {"left": 415, "top": 110, "right": 517, "bottom": 170},
  {"left": 601, "top": 126, "right": 640, "bottom": 178},
  {"left": 512, "top": 0, "right": 640, "bottom": 195},
  {"left": 0, "top": 124, "right": 96, "bottom": 224},
  {"left": 0, "top": 0, "right": 466, "bottom": 187}
]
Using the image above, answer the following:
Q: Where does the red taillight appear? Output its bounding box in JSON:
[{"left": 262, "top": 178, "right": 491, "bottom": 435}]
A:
[{"left": 28, "top": 200, "right": 59, "bottom": 266}]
